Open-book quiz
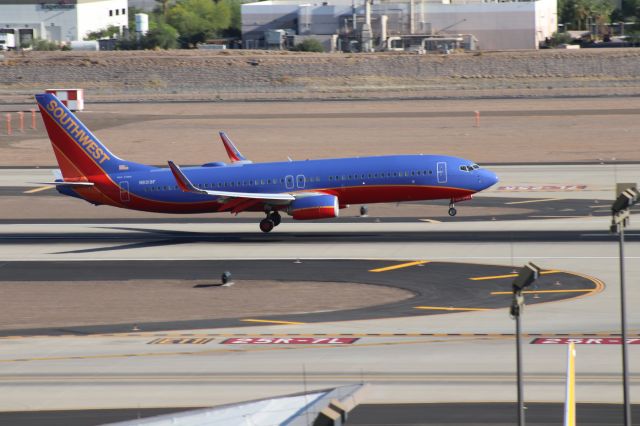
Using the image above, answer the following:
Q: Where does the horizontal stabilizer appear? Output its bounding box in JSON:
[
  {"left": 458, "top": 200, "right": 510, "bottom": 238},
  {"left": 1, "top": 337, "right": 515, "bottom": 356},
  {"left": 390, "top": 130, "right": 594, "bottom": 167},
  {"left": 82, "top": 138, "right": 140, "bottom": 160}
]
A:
[
  {"left": 33, "top": 181, "right": 95, "bottom": 187},
  {"left": 167, "top": 161, "right": 295, "bottom": 201}
]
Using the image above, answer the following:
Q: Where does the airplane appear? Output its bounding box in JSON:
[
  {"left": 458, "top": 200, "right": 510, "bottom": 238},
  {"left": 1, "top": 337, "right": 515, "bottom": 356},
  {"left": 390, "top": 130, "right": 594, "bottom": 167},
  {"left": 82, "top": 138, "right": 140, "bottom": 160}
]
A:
[{"left": 35, "top": 92, "right": 499, "bottom": 232}]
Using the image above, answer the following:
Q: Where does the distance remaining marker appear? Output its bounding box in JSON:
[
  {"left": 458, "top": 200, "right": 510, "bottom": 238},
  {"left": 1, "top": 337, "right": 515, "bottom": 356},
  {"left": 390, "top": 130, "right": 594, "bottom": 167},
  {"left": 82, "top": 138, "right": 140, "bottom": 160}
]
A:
[
  {"left": 148, "top": 338, "right": 214, "bottom": 345},
  {"left": 497, "top": 185, "right": 587, "bottom": 192},
  {"left": 532, "top": 337, "right": 640, "bottom": 345},
  {"left": 222, "top": 337, "right": 359, "bottom": 345}
]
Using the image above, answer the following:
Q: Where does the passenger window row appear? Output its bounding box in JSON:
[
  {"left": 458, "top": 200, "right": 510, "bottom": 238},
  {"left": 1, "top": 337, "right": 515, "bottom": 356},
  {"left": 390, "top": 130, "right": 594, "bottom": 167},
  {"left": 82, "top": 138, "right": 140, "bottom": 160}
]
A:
[
  {"left": 329, "top": 170, "right": 432, "bottom": 181},
  {"left": 142, "top": 170, "right": 433, "bottom": 192},
  {"left": 142, "top": 176, "right": 323, "bottom": 192}
]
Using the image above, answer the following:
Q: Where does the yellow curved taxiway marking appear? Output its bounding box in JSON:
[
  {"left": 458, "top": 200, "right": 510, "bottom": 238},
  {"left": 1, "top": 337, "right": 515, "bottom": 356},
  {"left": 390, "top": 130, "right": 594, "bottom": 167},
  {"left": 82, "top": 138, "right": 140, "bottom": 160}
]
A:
[
  {"left": 241, "top": 319, "right": 305, "bottom": 325},
  {"left": 470, "top": 270, "right": 560, "bottom": 281},
  {"left": 505, "top": 198, "right": 565, "bottom": 205},
  {"left": 369, "top": 260, "right": 430, "bottom": 272},
  {"left": 414, "top": 306, "right": 490, "bottom": 311},
  {"left": 490, "top": 289, "right": 593, "bottom": 295}
]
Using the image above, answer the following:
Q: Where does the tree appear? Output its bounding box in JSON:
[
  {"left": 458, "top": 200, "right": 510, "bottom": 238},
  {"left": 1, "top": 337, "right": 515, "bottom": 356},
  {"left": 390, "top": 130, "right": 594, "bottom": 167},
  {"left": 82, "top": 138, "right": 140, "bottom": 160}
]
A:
[
  {"left": 157, "top": 0, "right": 171, "bottom": 16},
  {"left": 116, "top": 14, "right": 179, "bottom": 50},
  {"left": 167, "top": 0, "right": 231, "bottom": 47},
  {"left": 85, "top": 25, "right": 120, "bottom": 40},
  {"left": 558, "top": 0, "right": 578, "bottom": 29},
  {"left": 143, "top": 22, "right": 179, "bottom": 49},
  {"left": 621, "top": 0, "right": 640, "bottom": 18},
  {"left": 220, "top": 0, "right": 242, "bottom": 37},
  {"left": 574, "top": 0, "right": 595, "bottom": 30}
]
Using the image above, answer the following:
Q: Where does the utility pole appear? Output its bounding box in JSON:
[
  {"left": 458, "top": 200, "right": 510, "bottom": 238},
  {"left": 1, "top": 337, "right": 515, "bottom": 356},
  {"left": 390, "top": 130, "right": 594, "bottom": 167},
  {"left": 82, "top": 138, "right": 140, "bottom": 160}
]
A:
[{"left": 610, "top": 186, "right": 638, "bottom": 426}]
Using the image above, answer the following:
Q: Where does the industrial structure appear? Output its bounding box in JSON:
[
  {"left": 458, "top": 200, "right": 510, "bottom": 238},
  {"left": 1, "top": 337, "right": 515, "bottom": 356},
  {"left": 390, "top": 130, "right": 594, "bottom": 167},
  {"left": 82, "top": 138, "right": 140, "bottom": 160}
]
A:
[
  {"left": 0, "top": 0, "right": 128, "bottom": 46},
  {"left": 242, "top": 0, "right": 557, "bottom": 51}
]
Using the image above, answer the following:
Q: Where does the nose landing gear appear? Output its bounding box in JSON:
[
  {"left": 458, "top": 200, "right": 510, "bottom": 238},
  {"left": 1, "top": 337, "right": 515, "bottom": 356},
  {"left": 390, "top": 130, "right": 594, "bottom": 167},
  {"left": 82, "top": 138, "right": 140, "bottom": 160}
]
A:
[{"left": 259, "top": 211, "right": 282, "bottom": 233}]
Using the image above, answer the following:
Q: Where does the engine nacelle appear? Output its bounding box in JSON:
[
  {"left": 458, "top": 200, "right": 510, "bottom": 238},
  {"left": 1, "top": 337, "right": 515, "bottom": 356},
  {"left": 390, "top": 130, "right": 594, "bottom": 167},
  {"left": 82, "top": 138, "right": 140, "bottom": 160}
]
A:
[{"left": 288, "top": 194, "right": 339, "bottom": 220}]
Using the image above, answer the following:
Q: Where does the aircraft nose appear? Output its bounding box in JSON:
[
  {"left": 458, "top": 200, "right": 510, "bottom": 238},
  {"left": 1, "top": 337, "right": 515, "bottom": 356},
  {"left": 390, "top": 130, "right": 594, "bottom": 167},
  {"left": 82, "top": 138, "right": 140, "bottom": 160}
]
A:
[{"left": 479, "top": 170, "right": 499, "bottom": 190}]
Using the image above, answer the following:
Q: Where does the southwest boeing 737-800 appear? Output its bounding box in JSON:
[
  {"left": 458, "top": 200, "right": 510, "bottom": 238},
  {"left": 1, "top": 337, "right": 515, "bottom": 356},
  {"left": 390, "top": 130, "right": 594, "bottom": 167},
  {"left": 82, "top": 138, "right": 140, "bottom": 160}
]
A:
[{"left": 35, "top": 93, "right": 498, "bottom": 232}]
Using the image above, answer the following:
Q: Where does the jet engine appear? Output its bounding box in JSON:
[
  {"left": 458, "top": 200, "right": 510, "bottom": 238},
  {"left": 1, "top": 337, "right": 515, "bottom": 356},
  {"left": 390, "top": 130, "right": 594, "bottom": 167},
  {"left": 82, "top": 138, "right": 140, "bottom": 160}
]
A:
[{"left": 288, "top": 194, "right": 339, "bottom": 220}]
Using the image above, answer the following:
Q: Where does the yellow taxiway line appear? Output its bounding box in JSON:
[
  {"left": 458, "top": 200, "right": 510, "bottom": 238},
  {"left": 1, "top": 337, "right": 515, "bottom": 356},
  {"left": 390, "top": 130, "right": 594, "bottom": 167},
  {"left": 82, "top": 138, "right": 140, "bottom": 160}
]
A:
[
  {"left": 241, "top": 319, "right": 305, "bottom": 325},
  {"left": 490, "top": 289, "right": 594, "bottom": 295},
  {"left": 369, "top": 260, "right": 430, "bottom": 273},
  {"left": 414, "top": 306, "right": 491, "bottom": 311},
  {"left": 23, "top": 185, "right": 54, "bottom": 194},
  {"left": 505, "top": 198, "right": 565, "bottom": 205},
  {"left": 470, "top": 270, "right": 560, "bottom": 281}
]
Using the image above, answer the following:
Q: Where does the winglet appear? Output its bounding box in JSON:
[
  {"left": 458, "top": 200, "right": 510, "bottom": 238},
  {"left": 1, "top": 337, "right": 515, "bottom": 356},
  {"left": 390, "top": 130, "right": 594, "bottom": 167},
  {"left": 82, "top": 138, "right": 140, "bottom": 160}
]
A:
[
  {"left": 219, "top": 132, "right": 250, "bottom": 163},
  {"left": 168, "top": 161, "right": 204, "bottom": 194}
]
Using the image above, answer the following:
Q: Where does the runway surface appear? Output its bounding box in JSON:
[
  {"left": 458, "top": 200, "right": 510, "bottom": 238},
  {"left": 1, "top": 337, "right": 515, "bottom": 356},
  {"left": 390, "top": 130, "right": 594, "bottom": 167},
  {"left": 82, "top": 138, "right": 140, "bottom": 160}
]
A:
[
  {"left": 0, "top": 163, "right": 639, "bottom": 416},
  {"left": 0, "top": 259, "right": 599, "bottom": 336},
  {"left": 3, "top": 403, "right": 640, "bottom": 425}
]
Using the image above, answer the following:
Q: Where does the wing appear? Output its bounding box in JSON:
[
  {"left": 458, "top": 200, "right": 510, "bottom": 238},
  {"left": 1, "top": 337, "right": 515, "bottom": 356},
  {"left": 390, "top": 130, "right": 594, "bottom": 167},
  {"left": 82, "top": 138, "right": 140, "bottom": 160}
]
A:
[
  {"left": 219, "top": 132, "right": 252, "bottom": 164},
  {"left": 167, "top": 161, "right": 294, "bottom": 201}
]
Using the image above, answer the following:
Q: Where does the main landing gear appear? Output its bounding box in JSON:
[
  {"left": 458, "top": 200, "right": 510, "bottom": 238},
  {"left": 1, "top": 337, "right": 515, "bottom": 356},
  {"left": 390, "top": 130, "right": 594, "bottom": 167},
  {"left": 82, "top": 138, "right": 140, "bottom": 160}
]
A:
[
  {"left": 448, "top": 202, "right": 457, "bottom": 217},
  {"left": 259, "top": 211, "right": 281, "bottom": 233}
]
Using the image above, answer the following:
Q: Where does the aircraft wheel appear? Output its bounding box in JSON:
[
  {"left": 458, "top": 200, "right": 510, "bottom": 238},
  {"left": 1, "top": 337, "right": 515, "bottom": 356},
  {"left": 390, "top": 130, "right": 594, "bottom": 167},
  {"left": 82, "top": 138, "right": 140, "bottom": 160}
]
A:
[
  {"left": 270, "top": 211, "right": 282, "bottom": 227},
  {"left": 448, "top": 207, "right": 457, "bottom": 217},
  {"left": 260, "top": 218, "right": 275, "bottom": 233}
]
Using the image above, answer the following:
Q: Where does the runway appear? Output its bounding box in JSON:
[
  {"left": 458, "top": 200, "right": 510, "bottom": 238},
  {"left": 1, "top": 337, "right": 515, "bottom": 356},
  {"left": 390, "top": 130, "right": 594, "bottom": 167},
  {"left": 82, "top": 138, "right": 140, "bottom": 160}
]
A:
[
  {"left": 4, "top": 403, "right": 640, "bottom": 426},
  {"left": 0, "top": 161, "right": 639, "bottom": 419}
]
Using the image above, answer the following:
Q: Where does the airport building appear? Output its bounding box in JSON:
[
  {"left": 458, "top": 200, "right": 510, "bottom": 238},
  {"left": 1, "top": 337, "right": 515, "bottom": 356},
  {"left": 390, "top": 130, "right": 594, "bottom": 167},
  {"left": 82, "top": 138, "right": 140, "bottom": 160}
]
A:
[
  {"left": 0, "top": 0, "right": 128, "bottom": 46},
  {"left": 241, "top": 0, "right": 557, "bottom": 51}
]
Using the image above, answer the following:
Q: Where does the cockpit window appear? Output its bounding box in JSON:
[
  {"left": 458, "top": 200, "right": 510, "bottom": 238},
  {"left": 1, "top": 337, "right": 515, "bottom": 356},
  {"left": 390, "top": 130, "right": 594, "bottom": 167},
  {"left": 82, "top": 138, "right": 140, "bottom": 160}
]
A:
[{"left": 472, "top": 164, "right": 480, "bottom": 169}]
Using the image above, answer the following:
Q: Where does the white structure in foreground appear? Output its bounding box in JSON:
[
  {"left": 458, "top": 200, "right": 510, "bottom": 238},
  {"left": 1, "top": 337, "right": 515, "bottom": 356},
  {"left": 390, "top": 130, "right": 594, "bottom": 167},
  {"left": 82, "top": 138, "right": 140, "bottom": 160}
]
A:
[
  {"left": 242, "top": 0, "right": 557, "bottom": 50},
  {"left": 0, "top": 0, "right": 128, "bottom": 45},
  {"left": 106, "top": 384, "right": 368, "bottom": 426}
]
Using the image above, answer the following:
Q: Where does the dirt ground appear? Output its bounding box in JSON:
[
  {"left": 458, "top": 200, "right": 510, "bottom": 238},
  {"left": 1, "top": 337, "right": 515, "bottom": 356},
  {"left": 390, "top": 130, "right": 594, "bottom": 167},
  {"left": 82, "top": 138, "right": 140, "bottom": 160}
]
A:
[
  {"left": 0, "top": 279, "right": 412, "bottom": 330},
  {"left": 1, "top": 97, "right": 639, "bottom": 167}
]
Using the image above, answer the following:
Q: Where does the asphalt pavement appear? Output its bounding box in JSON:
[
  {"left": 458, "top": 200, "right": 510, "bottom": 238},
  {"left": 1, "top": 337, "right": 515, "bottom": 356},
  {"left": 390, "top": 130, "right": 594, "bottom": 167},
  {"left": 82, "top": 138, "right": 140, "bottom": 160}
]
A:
[{"left": 0, "top": 259, "right": 597, "bottom": 336}]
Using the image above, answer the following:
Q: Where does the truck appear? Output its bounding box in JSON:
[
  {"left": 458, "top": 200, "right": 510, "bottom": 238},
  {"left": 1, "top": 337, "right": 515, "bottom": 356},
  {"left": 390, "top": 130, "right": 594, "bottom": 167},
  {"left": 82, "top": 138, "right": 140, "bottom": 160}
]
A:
[{"left": 0, "top": 33, "right": 16, "bottom": 51}]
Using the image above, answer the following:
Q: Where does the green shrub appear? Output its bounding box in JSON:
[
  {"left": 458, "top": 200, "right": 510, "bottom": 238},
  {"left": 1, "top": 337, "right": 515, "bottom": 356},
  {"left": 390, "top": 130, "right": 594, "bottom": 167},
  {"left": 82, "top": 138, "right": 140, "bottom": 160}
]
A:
[
  {"left": 291, "top": 38, "right": 324, "bottom": 52},
  {"left": 32, "top": 38, "right": 62, "bottom": 51},
  {"left": 549, "top": 31, "right": 574, "bottom": 46}
]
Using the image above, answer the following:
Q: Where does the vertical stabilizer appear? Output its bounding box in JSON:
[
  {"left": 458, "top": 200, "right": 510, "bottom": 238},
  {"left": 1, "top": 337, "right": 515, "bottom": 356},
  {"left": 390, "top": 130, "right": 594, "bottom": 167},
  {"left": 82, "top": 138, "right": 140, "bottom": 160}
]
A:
[{"left": 35, "top": 93, "right": 149, "bottom": 179}]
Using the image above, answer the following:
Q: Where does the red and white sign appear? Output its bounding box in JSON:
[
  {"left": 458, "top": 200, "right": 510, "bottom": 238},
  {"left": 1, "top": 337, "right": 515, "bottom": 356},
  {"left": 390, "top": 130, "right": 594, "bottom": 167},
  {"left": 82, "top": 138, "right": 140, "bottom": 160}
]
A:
[
  {"left": 497, "top": 185, "right": 587, "bottom": 192},
  {"left": 222, "top": 337, "right": 359, "bottom": 345},
  {"left": 532, "top": 337, "right": 640, "bottom": 345},
  {"left": 45, "top": 89, "right": 84, "bottom": 111}
]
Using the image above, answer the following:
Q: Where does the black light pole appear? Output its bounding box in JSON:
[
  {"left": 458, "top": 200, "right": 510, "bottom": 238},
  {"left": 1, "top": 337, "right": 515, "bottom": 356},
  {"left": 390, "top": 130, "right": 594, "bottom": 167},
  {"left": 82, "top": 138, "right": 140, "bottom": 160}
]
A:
[
  {"left": 510, "top": 262, "right": 542, "bottom": 426},
  {"left": 610, "top": 187, "right": 638, "bottom": 426}
]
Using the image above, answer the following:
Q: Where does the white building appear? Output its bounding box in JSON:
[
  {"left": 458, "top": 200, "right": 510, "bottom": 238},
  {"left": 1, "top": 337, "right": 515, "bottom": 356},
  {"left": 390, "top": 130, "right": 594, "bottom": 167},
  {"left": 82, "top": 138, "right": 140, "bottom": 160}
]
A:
[
  {"left": 0, "top": 0, "right": 128, "bottom": 45},
  {"left": 242, "top": 0, "right": 557, "bottom": 50}
]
